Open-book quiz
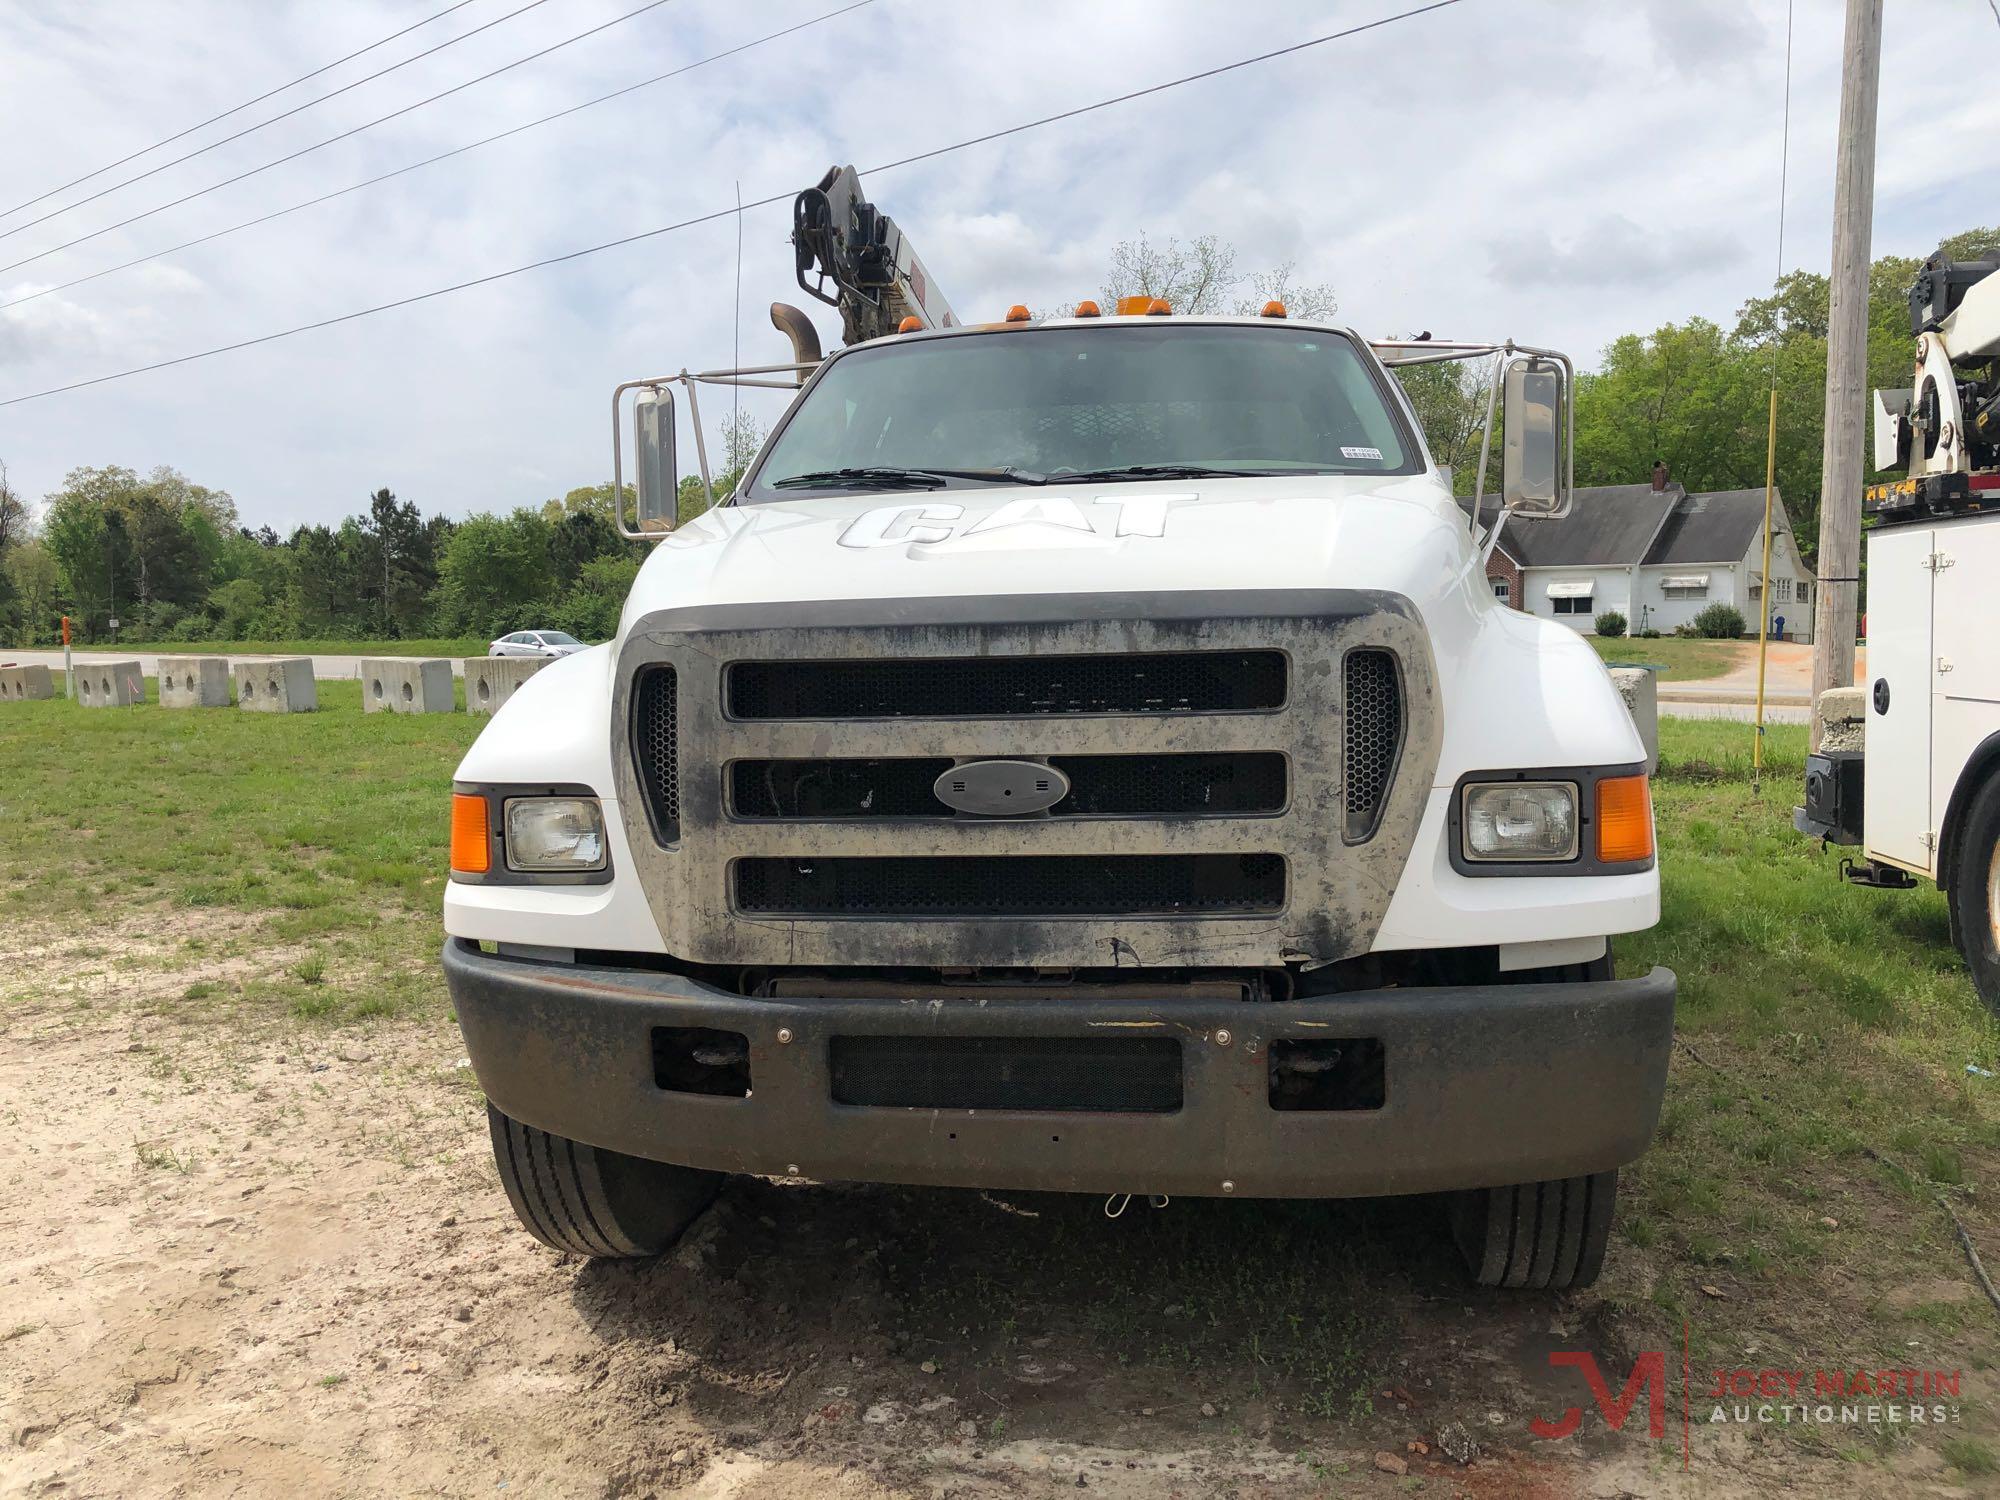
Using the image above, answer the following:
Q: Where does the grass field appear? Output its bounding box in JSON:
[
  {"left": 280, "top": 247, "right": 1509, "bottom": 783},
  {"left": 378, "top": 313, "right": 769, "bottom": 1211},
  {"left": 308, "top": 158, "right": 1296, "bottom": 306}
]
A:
[
  {"left": 1592, "top": 634, "right": 1747, "bottom": 681},
  {"left": 1, "top": 694, "right": 1995, "bottom": 1470}
]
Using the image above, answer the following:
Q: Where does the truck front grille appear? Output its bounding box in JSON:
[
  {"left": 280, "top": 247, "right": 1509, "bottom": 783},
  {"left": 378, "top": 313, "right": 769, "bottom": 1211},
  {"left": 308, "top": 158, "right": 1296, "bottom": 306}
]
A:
[
  {"left": 729, "top": 752, "right": 1288, "bottom": 820},
  {"left": 727, "top": 649, "right": 1286, "bottom": 720},
  {"left": 613, "top": 594, "right": 1439, "bottom": 968},
  {"left": 734, "top": 853, "right": 1285, "bottom": 917},
  {"left": 632, "top": 665, "right": 680, "bottom": 842},
  {"left": 830, "top": 1034, "right": 1183, "bottom": 1113}
]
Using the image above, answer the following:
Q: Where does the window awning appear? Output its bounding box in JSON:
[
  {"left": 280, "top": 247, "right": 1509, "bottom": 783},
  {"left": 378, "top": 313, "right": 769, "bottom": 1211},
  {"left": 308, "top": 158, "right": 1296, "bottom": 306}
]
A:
[
  {"left": 1662, "top": 573, "right": 1709, "bottom": 589},
  {"left": 1545, "top": 579, "right": 1594, "bottom": 598}
]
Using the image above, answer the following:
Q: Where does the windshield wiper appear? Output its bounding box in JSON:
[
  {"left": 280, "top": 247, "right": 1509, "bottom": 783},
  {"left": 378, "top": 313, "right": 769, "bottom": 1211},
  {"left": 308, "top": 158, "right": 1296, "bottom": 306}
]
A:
[
  {"left": 1057, "top": 463, "right": 1264, "bottom": 483},
  {"left": 769, "top": 465, "right": 1045, "bottom": 491}
]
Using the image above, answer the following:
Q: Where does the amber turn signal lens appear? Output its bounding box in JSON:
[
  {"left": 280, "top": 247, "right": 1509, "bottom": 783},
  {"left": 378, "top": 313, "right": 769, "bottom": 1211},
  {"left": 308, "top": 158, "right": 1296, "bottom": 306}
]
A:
[
  {"left": 1595, "top": 775, "right": 1654, "bottom": 864},
  {"left": 451, "top": 793, "right": 491, "bottom": 874},
  {"left": 897, "top": 314, "right": 922, "bottom": 333}
]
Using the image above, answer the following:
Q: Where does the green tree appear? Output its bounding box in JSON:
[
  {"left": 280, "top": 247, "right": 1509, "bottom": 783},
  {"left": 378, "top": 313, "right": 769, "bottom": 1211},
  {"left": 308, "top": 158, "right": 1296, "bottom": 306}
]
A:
[
  {"left": 434, "top": 510, "right": 557, "bottom": 638},
  {"left": 3, "top": 540, "right": 57, "bottom": 644}
]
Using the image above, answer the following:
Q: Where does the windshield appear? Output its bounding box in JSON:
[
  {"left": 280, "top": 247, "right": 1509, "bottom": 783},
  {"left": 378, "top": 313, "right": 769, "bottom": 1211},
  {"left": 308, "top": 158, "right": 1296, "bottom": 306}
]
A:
[{"left": 743, "top": 324, "right": 1418, "bottom": 497}]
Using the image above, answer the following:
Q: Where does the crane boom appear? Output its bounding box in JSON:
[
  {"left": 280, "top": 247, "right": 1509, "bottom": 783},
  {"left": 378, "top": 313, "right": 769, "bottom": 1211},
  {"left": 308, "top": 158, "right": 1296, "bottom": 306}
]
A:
[{"left": 792, "top": 165, "right": 956, "bottom": 346}]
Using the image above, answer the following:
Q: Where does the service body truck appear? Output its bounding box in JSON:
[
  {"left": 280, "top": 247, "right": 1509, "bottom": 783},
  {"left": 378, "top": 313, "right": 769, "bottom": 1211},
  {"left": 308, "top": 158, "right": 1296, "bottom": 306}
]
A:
[
  {"left": 1798, "top": 252, "right": 2000, "bottom": 1016},
  {"left": 444, "top": 171, "right": 1675, "bottom": 1289}
]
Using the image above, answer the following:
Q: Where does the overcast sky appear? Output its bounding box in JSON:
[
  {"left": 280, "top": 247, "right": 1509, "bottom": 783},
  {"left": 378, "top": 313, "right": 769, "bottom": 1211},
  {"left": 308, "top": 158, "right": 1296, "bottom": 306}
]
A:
[{"left": 2, "top": 0, "right": 1995, "bottom": 530}]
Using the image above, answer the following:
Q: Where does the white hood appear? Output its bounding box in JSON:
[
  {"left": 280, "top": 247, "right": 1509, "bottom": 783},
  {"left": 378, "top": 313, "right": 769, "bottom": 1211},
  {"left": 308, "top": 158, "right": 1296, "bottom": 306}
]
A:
[{"left": 623, "top": 475, "right": 1472, "bottom": 620}]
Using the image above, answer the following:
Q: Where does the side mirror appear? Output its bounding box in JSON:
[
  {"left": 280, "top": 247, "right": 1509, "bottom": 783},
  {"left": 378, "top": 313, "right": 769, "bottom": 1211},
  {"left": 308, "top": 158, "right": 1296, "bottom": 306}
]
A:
[
  {"left": 614, "top": 380, "right": 678, "bottom": 538},
  {"left": 1502, "top": 358, "right": 1565, "bottom": 516}
]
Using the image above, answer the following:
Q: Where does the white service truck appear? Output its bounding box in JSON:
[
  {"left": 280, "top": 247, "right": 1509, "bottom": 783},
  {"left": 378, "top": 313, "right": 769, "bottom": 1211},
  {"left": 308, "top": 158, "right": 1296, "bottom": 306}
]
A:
[
  {"left": 442, "top": 168, "right": 1675, "bottom": 1289},
  {"left": 1798, "top": 251, "right": 2000, "bottom": 1016}
]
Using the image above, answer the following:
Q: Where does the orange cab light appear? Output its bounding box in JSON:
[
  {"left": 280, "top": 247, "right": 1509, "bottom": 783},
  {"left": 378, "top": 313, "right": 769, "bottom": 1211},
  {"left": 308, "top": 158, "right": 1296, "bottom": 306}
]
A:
[
  {"left": 1114, "top": 294, "right": 1154, "bottom": 317},
  {"left": 451, "top": 792, "right": 491, "bottom": 875},
  {"left": 1004, "top": 304, "right": 1031, "bottom": 323},
  {"left": 1594, "top": 775, "right": 1654, "bottom": 864},
  {"left": 1146, "top": 297, "right": 1171, "bottom": 316},
  {"left": 1260, "top": 299, "right": 1288, "bottom": 319},
  {"left": 897, "top": 314, "right": 923, "bottom": 333},
  {"left": 1074, "top": 299, "right": 1101, "bottom": 317}
]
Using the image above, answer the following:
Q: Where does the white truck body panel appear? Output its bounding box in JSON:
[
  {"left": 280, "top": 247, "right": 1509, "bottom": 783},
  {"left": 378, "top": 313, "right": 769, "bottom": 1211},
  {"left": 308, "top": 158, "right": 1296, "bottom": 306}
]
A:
[
  {"left": 448, "top": 474, "right": 1657, "bottom": 954},
  {"left": 1863, "top": 522, "right": 1936, "bottom": 874}
]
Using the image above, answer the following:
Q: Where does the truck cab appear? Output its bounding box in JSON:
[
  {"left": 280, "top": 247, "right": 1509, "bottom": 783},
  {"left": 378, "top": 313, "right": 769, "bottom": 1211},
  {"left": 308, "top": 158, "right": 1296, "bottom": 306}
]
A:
[{"left": 442, "top": 190, "right": 1674, "bottom": 1290}]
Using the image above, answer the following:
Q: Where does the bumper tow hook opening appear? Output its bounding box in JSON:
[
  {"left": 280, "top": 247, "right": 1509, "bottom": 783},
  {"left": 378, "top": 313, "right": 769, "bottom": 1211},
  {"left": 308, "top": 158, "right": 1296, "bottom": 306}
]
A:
[{"left": 1105, "top": 1193, "right": 1172, "bottom": 1219}]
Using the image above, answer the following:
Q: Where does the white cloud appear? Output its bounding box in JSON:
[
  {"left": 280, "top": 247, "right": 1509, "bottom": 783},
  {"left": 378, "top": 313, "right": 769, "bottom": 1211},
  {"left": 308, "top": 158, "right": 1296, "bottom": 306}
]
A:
[{"left": 0, "top": 0, "right": 1989, "bottom": 527}]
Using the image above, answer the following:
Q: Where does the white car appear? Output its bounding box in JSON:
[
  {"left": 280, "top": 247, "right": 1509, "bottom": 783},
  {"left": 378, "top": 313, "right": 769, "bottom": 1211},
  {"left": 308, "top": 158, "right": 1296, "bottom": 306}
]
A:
[{"left": 489, "top": 630, "right": 586, "bottom": 658}]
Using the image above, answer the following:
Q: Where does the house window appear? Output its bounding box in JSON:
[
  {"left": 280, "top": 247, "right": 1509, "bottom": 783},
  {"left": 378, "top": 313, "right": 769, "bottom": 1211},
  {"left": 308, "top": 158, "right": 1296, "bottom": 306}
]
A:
[
  {"left": 1661, "top": 573, "right": 1709, "bottom": 600},
  {"left": 1552, "top": 595, "right": 1593, "bottom": 615},
  {"left": 1492, "top": 579, "right": 1510, "bottom": 600}
]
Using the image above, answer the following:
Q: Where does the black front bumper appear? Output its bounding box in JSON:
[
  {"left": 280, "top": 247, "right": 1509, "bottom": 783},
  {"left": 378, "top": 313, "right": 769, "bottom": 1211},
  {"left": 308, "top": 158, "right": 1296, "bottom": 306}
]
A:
[{"left": 444, "top": 940, "right": 1676, "bottom": 1199}]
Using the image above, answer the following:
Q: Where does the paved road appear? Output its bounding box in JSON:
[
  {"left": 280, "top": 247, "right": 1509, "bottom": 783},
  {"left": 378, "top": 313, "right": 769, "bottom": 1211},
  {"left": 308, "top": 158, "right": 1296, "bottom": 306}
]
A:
[{"left": 0, "top": 650, "right": 476, "bottom": 680}]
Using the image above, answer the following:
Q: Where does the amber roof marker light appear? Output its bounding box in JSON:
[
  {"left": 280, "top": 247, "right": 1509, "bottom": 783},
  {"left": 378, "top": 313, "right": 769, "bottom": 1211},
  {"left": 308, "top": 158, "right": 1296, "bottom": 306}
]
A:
[
  {"left": 1004, "top": 304, "right": 1031, "bottom": 323},
  {"left": 1260, "top": 299, "right": 1287, "bottom": 318},
  {"left": 897, "top": 314, "right": 922, "bottom": 333},
  {"left": 1073, "top": 299, "right": 1101, "bottom": 317}
]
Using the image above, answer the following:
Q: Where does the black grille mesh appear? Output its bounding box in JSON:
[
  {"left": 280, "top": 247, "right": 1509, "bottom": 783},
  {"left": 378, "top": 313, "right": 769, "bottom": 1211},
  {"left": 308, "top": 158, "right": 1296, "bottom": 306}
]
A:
[
  {"left": 1343, "top": 649, "right": 1401, "bottom": 841},
  {"left": 734, "top": 853, "right": 1284, "bottom": 916},
  {"left": 728, "top": 651, "right": 1285, "bottom": 720},
  {"left": 730, "top": 753, "right": 1287, "bottom": 820},
  {"left": 830, "top": 1034, "right": 1183, "bottom": 1112},
  {"left": 632, "top": 667, "right": 680, "bottom": 842}
]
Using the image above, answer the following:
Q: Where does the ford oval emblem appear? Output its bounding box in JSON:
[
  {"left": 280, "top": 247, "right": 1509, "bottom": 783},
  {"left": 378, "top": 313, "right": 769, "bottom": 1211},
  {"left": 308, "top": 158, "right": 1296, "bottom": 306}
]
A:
[{"left": 934, "top": 759, "right": 1070, "bottom": 817}]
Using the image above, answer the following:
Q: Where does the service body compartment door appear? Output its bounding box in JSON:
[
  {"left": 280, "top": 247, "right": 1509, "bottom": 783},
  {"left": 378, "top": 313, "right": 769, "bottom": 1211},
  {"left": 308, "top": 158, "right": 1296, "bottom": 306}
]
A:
[
  {"left": 1863, "top": 525, "right": 1934, "bottom": 874},
  {"left": 1929, "top": 513, "right": 2000, "bottom": 875}
]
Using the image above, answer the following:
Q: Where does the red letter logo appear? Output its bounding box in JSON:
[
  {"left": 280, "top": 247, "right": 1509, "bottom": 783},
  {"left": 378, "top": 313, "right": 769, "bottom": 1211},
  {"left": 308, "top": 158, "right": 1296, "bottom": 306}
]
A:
[{"left": 1532, "top": 1352, "right": 1668, "bottom": 1440}]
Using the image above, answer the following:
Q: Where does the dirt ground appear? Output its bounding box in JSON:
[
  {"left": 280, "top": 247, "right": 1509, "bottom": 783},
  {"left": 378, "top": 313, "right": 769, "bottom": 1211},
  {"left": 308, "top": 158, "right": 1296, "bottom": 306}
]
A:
[{"left": 0, "top": 921, "right": 1984, "bottom": 1500}]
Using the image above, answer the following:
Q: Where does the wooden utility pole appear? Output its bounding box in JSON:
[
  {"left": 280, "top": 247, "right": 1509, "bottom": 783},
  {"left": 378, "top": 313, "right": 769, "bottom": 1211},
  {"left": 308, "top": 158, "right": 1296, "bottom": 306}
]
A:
[{"left": 1810, "top": 0, "right": 1883, "bottom": 743}]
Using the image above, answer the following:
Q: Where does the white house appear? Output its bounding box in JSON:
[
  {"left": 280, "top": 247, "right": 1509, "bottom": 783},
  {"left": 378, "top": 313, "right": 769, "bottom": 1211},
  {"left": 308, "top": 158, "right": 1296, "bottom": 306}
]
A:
[{"left": 1466, "top": 481, "right": 1815, "bottom": 639}]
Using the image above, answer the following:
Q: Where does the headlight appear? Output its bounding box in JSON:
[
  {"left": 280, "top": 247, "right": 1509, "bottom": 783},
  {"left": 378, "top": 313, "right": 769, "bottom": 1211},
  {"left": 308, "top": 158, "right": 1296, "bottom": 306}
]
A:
[
  {"left": 503, "top": 797, "right": 607, "bottom": 872},
  {"left": 1460, "top": 781, "right": 1578, "bottom": 862}
]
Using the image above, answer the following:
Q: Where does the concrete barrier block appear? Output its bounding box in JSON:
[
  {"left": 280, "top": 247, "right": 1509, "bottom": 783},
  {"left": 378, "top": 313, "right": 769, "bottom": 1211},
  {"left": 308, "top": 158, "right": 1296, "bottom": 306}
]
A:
[
  {"left": 155, "top": 655, "right": 231, "bottom": 708},
  {"left": 363, "top": 658, "right": 453, "bottom": 714},
  {"left": 0, "top": 664, "right": 54, "bottom": 701},
  {"left": 74, "top": 661, "right": 145, "bottom": 707},
  {"left": 235, "top": 657, "right": 317, "bottom": 713},
  {"left": 1607, "top": 666, "right": 1659, "bottom": 774},
  {"left": 1817, "top": 686, "right": 1866, "bottom": 754},
  {"left": 463, "top": 655, "right": 548, "bottom": 715}
]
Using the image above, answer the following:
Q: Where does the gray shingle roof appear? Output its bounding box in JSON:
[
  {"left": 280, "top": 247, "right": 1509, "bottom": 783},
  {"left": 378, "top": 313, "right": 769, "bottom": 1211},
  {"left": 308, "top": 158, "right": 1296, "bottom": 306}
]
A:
[
  {"left": 1455, "top": 484, "right": 1797, "bottom": 570},
  {"left": 1458, "top": 484, "right": 1677, "bottom": 568},
  {"left": 1646, "top": 487, "right": 1783, "bottom": 565}
]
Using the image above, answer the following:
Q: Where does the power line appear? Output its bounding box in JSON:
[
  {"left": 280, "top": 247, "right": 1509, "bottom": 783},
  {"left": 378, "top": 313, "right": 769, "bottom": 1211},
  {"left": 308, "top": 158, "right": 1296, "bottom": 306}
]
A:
[
  {"left": 0, "top": 1, "right": 878, "bottom": 313},
  {"left": 0, "top": 0, "right": 563, "bottom": 246},
  {"left": 1, "top": 0, "right": 1468, "bottom": 409},
  {"left": 0, "top": 0, "right": 486, "bottom": 222},
  {"left": 0, "top": 0, "right": 681, "bottom": 275}
]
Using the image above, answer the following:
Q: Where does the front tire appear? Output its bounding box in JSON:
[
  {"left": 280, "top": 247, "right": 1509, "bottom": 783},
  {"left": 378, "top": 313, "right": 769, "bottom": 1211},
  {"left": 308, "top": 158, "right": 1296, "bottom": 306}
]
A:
[
  {"left": 487, "top": 1105, "right": 721, "bottom": 1257},
  {"left": 1450, "top": 1170, "right": 1618, "bottom": 1290},
  {"left": 1947, "top": 772, "right": 2000, "bottom": 1019}
]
